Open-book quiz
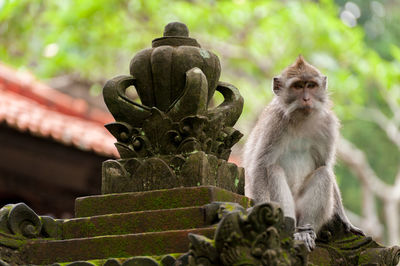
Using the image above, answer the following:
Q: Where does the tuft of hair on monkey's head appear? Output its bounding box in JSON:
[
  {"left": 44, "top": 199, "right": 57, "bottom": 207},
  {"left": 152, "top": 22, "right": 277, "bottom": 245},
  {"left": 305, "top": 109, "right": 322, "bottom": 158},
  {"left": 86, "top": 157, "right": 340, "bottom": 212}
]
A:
[
  {"left": 284, "top": 55, "right": 321, "bottom": 79},
  {"left": 272, "top": 55, "right": 328, "bottom": 116}
]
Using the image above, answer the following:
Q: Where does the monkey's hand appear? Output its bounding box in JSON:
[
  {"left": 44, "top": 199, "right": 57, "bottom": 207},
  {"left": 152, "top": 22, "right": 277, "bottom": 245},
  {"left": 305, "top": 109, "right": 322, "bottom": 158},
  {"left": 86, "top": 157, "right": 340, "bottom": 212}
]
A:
[
  {"left": 345, "top": 222, "right": 365, "bottom": 236},
  {"left": 294, "top": 224, "right": 316, "bottom": 252}
]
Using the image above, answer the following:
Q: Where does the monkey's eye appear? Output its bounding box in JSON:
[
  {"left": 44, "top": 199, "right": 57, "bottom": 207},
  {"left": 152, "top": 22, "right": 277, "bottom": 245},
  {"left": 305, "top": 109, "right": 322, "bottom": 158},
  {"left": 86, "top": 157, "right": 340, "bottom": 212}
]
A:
[
  {"left": 292, "top": 82, "right": 303, "bottom": 90},
  {"left": 307, "top": 82, "right": 317, "bottom": 89}
]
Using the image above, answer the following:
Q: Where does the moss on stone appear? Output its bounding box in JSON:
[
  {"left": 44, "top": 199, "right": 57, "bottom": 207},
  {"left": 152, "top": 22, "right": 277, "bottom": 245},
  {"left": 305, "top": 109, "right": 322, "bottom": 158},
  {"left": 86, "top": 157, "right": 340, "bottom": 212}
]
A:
[
  {"left": 63, "top": 207, "right": 206, "bottom": 239},
  {"left": 54, "top": 254, "right": 185, "bottom": 266},
  {"left": 357, "top": 252, "right": 374, "bottom": 265},
  {"left": 0, "top": 235, "right": 25, "bottom": 249},
  {"left": 75, "top": 186, "right": 251, "bottom": 217},
  {"left": 22, "top": 228, "right": 214, "bottom": 264}
]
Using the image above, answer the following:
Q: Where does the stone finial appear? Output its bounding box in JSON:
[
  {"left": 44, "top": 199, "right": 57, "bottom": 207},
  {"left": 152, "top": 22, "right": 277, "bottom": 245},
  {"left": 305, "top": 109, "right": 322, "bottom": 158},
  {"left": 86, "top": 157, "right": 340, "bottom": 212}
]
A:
[
  {"left": 101, "top": 22, "right": 244, "bottom": 194},
  {"left": 163, "top": 22, "right": 189, "bottom": 37}
]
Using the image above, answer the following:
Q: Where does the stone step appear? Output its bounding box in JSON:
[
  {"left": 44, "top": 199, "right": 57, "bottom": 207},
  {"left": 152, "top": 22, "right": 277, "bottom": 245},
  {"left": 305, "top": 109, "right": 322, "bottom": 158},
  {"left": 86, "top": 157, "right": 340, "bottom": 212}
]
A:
[
  {"left": 75, "top": 186, "right": 252, "bottom": 217},
  {"left": 62, "top": 206, "right": 206, "bottom": 239},
  {"left": 22, "top": 227, "right": 215, "bottom": 264}
]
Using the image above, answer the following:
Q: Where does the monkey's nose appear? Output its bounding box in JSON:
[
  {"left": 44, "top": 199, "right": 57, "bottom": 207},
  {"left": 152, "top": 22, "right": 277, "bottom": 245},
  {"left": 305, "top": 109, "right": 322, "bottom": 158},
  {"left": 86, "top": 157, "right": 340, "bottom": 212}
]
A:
[{"left": 303, "top": 97, "right": 310, "bottom": 102}]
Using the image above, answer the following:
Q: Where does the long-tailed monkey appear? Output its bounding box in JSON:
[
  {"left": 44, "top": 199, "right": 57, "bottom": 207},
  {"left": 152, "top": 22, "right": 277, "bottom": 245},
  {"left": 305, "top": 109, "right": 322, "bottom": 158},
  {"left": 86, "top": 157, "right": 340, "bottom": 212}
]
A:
[{"left": 243, "top": 56, "right": 364, "bottom": 251}]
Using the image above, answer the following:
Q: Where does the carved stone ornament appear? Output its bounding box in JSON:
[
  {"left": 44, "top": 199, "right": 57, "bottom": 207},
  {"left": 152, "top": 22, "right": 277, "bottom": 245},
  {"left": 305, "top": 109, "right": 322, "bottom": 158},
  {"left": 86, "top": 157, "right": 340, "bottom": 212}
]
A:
[
  {"left": 312, "top": 214, "right": 400, "bottom": 265},
  {"left": 0, "top": 203, "right": 61, "bottom": 243},
  {"left": 187, "top": 202, "right": 308, "bottom": 266},
  {"left": 102, "top": 22, "right": 244, "bottom": 194}
]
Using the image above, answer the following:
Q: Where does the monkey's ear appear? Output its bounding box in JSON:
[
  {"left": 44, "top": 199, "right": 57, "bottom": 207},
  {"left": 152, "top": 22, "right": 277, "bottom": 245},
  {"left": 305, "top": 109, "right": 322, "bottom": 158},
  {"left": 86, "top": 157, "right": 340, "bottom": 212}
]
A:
[
  {"left": 322, "top": 76, "right": 328, "bottom": 90},
  {"left": 273, "top": 77, "right": 282, "bottom": 95}
]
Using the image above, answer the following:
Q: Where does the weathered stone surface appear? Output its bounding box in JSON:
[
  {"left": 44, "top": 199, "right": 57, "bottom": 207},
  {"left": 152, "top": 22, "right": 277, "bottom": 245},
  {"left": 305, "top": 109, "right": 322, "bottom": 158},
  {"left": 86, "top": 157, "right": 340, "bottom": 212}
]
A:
[
  {"left": 0, "top": 245, "right": 25, "bottom": 265},
  {"left": 160, "top": 255, "right": 176, "bottom": 266},
  {"left": 186, "top": 201, "right": 400, "bottom": 266},
  {"left": 175, "top": 253, "right": 190, "bottom": 265},
  {"left": 1, "top": 187, "right": 253, "bottom": 265},
  {"left": 102, "top": 22, "right": 244, "bottom": 194},
  {"left": 3, "top": 195, "right": 399, "bottom": 265},
  {"left": 21, "top": 227, "right": 215, "bottom": 264},
  {"left": 308, "top": 214, "right": 400, "bottom": 265},
  {"left": 0, "top": 203, "right": 62, "bottom": 240},
  {"left": 75, "top": 186, "right": 252, "bottom": 218},
  {"left": 66, "top": 261, "right": 95, "bottom": 266},
  {"left": 102, "top": 152, "right": 244, "bottom": 194},
  {"left": 63, "top": 207, "right": 206, "bottom": 239},
  {"left": 203, "top": 201, "right": 245, "bottom": 225},
  {"left": 104, "top": 258, "right": 121, "bottom": 266},
  {"left": 122, "top": 257, "right": 159, "bottom": 266},
  {"left": 187, "top": 202, "right": 308, "bottom": 266}
]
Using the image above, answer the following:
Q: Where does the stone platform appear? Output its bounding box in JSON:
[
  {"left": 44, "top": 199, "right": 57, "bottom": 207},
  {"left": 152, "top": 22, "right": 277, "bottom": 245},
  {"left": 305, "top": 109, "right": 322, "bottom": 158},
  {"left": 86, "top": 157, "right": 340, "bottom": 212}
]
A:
[
  {"left": 1, "top": 186, "right": 399, "bottom": 265},
  {"left": 18, "top": 186, "right": 252, "bottom": 264}
]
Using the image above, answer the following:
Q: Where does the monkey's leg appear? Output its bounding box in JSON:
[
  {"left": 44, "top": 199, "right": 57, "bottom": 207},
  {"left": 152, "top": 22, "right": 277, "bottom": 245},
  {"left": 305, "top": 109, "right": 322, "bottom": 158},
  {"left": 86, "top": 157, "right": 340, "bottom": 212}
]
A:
[
  {"left": 247, "top": 164, "right": 296, "bottom": 221},
  {"left": 296, "top": 166, "right": 334, "bottom": 232},
  {"left": 260, "top": 164, "right": 296, "bottom": 221},
  {"left": 295, "top": 166, "right": 334, "bottom": 251}
]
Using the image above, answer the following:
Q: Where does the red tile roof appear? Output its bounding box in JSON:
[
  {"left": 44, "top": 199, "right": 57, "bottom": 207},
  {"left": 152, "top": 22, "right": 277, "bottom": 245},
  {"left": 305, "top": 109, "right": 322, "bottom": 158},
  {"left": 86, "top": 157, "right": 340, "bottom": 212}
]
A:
[{"left": 0, "top": 63, "right": 118, "bottom": 158}]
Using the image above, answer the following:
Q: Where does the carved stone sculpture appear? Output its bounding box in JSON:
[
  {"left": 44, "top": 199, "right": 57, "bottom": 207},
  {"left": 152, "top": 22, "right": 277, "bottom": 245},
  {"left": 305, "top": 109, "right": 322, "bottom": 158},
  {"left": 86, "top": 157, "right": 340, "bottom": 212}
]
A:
[
  {"left": 312, "top": 215, "right": 400, "bottom": 265},
  {"left": 0, "top": 203, "right": 61, "bottom": 241},
  {"left": 102, "top": 22, "right": 244, "bottom": 194},
  {"left": 185, "top": 201, "right": 400, "bottom": 266},
  {"left": 187, "top": 202, "right": 308, "bottom": 266}
]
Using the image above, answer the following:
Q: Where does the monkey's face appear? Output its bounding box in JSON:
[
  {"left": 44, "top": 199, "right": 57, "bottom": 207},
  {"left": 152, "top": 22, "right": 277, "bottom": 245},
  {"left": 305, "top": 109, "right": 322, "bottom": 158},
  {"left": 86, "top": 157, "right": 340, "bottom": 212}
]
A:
[
  {"left": 282, "top": 76, "right": 327, "bottom": 115},
  {"left": 272, "top": 56, "right": 328, "bottom": 116}
]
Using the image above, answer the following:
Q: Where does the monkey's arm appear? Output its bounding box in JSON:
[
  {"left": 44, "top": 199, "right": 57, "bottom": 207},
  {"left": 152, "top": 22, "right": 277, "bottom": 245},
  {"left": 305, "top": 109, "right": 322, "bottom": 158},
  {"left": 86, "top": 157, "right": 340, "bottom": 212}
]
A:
[
  {"left": 244, "top": 105, "right": 288, "bottom": 201},
  {"left": 244, "top": 105, "right": 299, "bottom": 221}
]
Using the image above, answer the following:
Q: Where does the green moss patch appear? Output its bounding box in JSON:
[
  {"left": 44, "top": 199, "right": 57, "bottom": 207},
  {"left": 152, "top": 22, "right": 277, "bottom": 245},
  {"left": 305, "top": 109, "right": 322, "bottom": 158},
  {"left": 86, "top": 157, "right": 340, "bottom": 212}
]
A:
[
  {"left": 75, "top": 186, "right": 252, "bottom": 217},
  {"left": 63, "top": 207, "right": 206, "bottom": 239},
  {"left": 22, "top": 227, "right": 214, "bottom": 265}
]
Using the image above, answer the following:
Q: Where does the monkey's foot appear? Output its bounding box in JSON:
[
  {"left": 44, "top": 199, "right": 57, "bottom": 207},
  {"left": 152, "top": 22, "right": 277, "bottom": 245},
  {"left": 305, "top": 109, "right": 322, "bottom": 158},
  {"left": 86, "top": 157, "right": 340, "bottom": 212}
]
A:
[
  {"left": 345, "top": 222, "right": 365, "bottom": 236},
  {"left": 294, "top": 224, "right": 316, "bottom": 252}
]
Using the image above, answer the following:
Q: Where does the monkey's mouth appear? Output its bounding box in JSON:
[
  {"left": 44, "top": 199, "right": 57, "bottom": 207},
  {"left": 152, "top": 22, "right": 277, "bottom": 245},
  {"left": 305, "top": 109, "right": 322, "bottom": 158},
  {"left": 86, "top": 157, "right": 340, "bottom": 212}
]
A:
[
  {"left": 300, "top": 101, "right": 312, "bottom": 109},
  {"left": 298, "top": 104, "right": 313, "bottom": 114}
]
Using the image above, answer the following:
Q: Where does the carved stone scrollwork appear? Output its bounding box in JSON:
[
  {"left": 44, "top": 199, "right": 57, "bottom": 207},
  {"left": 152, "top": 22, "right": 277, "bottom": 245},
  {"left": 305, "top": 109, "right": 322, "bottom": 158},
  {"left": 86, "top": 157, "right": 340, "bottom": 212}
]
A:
[
  {"left": 102, "top": 22, "right": 244, "bottom": 194},
  {"left": 188, "top": 202, "right": 308, "bottom": 266},
  {"left": 0, "top": 203, "right": 62, "bottom": 241},
  {"left": 311, "top": 214, "right": 400, "bottom": 265}
]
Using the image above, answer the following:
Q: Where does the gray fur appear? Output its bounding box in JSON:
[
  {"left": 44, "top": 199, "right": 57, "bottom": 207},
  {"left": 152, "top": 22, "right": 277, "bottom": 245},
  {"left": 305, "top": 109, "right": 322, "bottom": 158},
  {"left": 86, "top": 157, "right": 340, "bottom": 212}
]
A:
[{"left": 243, "top": 61, "right": 363, "bottom": 251}]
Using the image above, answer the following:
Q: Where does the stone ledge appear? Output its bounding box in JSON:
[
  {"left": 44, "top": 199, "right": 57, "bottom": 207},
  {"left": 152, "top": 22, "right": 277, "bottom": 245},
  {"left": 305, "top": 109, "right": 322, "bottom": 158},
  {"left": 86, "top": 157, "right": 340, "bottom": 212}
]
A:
[
  {"left": 22, "top": 227, "right": 215, "bottom": 264},
  {"left": 63, "top": 206, "right": 206, "bottom": 239},
  {"left": 75, "top": 186, "right": 252, "bottom": 217}
]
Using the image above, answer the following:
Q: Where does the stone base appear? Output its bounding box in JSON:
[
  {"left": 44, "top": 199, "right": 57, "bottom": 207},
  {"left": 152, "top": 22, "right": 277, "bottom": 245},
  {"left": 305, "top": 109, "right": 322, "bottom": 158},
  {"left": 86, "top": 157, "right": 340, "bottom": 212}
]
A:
[
  {"left": 101, "top": 151, "right": 244, "bottom": 194},
  {"left": 15, "top": 186, "right": 252, "bottom": 264},
  {"left": 1, "top": 187, "right": 399, "bottom": 265}
]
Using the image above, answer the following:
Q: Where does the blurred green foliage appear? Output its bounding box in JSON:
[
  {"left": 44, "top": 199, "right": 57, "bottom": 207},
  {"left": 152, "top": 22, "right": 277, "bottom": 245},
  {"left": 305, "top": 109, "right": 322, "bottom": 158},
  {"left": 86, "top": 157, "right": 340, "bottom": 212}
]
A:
[
  {"left": 1, "top": 0, "right": 400, "bottom": 217},
  {"left": 335, "top": 0, "right": 400, "bottom": 60}
]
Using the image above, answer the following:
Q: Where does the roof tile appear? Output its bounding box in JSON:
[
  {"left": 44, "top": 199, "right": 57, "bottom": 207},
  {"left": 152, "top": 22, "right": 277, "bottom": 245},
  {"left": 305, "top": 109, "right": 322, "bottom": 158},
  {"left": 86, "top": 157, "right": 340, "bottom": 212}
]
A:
[{"left": 0, "top": 64, "right": 119, "bottom": 158}]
